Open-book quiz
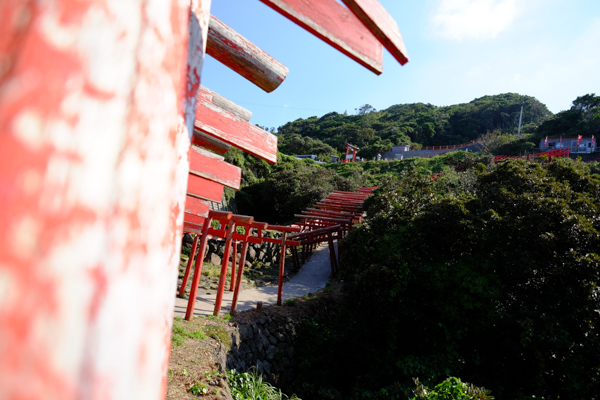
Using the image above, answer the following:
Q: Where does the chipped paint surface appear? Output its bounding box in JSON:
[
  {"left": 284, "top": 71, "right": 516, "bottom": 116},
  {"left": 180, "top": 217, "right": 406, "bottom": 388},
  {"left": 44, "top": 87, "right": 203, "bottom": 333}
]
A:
[
  {"left": 207, "top": 15, "right": 289, "bottom": 93},
  {"left": 341, "top": 0, "right": 409, "bottom": 65},
  {"left": 195, "top": 97, "right": 278, "bottom": 164},
  {"left": 0, "top": 0, "right": 202, "bottom": 398},
  {"left": 259, "top": 0, "right": 383, "bottom": 74}
]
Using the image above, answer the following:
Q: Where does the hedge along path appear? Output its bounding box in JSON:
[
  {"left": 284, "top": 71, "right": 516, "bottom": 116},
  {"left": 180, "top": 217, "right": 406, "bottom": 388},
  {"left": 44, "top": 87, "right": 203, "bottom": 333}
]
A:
[{"left": 177, "top": 187, "right": 376, "bottom": 319}]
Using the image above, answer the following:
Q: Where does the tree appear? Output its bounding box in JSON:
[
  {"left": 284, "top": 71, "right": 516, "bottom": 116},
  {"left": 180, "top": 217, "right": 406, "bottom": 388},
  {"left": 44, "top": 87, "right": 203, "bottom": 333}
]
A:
[{"left": 355, "top": 104, "right": 376, "bottom": 115}]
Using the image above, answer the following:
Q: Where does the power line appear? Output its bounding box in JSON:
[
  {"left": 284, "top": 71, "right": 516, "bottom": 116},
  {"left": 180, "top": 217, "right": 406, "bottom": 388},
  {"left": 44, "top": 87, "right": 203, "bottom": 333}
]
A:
[{"left": 234, "top": 100, "right": 331, "bottom": 113}]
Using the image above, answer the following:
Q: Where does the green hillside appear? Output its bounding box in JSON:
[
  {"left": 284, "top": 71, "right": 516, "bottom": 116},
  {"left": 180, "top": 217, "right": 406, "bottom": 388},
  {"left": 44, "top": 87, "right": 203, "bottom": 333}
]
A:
[{"left": 275, "top": 93, "right": 551, "bottom": 160}]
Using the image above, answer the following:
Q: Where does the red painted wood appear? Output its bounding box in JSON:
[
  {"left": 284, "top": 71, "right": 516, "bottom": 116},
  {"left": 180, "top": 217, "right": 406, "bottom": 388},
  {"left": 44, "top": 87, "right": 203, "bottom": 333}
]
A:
[
  {"left": 230, "top": 238, "right": 251, "bottom": 314},
  {"left": 259, "top": 0, "right": 383, "bottom": 74},
  {"left": 0, "top": 0, "right": 204, "bottom": 397},
  {"left": 184, "top": 213, "right": 207, "bottom": 226},
  {"left": 214, "top": 221, "right": 237, "bottom": 315},
  {"left": 341, "top": 0, "right": 409, "bottom": 65},
  {"left": 192, "top": 130, "right": 230, "bottom": 154},
  {"left": 267, "top": 225, "right": 302, "bottom": 233},
  {"left": 180, "top": 234, "right": 200, "bottom": 297},
  {"left": 200, "top": 86, "right": 252, "bottom": 121},
  {"left": 230, "top": 240, "right": 237, "bottom": 291},
  {"left": 190, "top": 146, "right": 241, "bottom": 189},
  {"left": 185, "top": 216, "right": 213, "bottom": 320},
  {"left": 183, "top": 222, "right": 205, "bottom": 235},
  {"left": 195, "top": 97, "right": 278, "bottom": 164},
  {"left": 187, "top": 174, "right": 224, "bottom": 203},
  {"left": 277, "top": 231, "right": 288, "bottom": 306},
  {"left": 207, "top": 15, "right": 289, "bottom": 93},
  {"left": 185, "top": 195, "right": 211, "bottom": 218},
  {"left": 231, "top": 215, "right": 255, "bottom": 225}
]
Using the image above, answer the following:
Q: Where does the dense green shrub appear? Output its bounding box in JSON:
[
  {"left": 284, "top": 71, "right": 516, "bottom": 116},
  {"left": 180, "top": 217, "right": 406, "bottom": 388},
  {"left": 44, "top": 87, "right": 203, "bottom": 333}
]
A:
[
  {"left": 236, "top": 155, "right": 359, "bottom": 223},
  {"left": 290, "top": 158, "right": 600, "bottom": 400}
]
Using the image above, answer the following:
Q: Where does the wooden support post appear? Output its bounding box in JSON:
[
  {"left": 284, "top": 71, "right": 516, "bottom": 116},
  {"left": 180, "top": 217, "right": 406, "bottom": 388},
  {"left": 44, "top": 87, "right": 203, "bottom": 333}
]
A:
[
  {"left": 184, "top": 218, "right": 212, "bottom": 318},
  {"left": 230, "top": 240, "right": 237, "bottom": 291},
  {"left": 277, "top": 231, "right": 288, "bottom": 306},
  {"left": 0, "top": 1, "right": 211, "bottom": 397},
  {"left": 230, "top": 239, "right": 250, "bottom": 315},
  {"left": 180, "top": 234, "right": 200, "bottom": 296},
  {"left": 213, "top": 221, "right": 237, "bottom": 316}
]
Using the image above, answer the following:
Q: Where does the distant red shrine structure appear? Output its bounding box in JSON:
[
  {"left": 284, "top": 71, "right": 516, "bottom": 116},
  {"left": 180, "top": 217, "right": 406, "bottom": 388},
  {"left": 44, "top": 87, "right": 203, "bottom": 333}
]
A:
[{"left": 0, "top": 1, "right": 408, "bottom": 398}]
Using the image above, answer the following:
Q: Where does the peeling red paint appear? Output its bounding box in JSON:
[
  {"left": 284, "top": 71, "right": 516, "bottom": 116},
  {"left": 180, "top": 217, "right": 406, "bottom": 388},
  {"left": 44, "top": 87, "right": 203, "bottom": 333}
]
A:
[{"left": 0, "top": 0, "right": 199, "bottom": 398}]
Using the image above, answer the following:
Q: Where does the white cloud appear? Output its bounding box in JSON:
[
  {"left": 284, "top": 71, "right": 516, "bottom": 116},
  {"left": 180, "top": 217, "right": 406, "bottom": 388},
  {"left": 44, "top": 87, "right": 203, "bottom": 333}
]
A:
[{"left": 432, "top": 0, "right": 520, "bottom": 41}]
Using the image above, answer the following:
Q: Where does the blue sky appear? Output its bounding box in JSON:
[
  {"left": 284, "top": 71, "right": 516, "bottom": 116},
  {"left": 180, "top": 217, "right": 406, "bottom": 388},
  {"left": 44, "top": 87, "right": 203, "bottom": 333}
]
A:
[{"left": 202, "top": 0, "right": 600, "bottom": 130}]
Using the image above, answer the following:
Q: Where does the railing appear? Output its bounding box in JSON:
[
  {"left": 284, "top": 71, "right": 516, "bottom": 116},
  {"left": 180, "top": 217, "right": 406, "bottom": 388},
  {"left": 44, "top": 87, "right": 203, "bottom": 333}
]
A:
[{"left": 419, "top": 140, "right": 478, "bottom": 151}]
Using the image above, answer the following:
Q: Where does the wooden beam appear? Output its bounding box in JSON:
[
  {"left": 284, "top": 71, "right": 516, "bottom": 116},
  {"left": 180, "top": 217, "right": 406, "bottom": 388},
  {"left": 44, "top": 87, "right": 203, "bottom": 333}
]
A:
[
  {"left": 199, "top": 85, "right": 252, "bottom": 121},
  {"left": 192, "top": 130, "right": 230, "bottom": 155},
  {"left": 259, "top": 0, "right": 383, "bottom": 74},
  {"left": 187, "top": 174, "right": 224, "bottom": 203},
  {"left": 185, "top": 195, "right": 211, "bottom": 218},
  {"left": 341, "top": 0, "right": 409, "bottom": 65},
  {"left": 207, "top": 15, "right": 289, "bottom": 93},
  {"left": 184, "top": 213, "right": 208, "bottom": 226},
  {"left": 189, "top": 145, "right": 241, "bottom": 189},
  {"left": 195, "top": 96, "right": 278, "bottom": 164}
]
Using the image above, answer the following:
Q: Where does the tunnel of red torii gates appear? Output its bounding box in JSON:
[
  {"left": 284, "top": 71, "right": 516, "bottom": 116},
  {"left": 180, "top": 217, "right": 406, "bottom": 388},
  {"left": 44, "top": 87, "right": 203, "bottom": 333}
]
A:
[{"left": 0, "top": 1, "right": 409, "bottom": 398}]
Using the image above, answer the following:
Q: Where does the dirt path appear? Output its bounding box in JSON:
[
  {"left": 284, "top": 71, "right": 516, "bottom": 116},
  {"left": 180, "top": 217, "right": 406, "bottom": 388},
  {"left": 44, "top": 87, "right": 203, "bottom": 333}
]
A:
[{"left": 173, "top": 242, "right": 335, "bottom": 318}]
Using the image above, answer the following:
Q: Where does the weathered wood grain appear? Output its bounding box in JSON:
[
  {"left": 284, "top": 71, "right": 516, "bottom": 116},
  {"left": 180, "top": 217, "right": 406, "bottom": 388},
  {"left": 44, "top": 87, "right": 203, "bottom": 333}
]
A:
[
  {"left": 187, "top": 174, "right": 224, "bottom": 203},
  {"left": 341, "top": 0, "right": 409, "bottom": 65},
  {"left": 189, "top": 145, "right": 241, "bottom": 189},
  {"left": 199, "top": 85, "right": 252, "bottom": 121},
  {"left": 207, "top": 15, "right": 289, "bottom": 92},
  {"left": 184, "top": 195, "right": 211, "bottom": 218},
  {"left": 259, "top": 0, "right": 383, "bottom": 74},
  {"left": 192, "top": 130, "right": 231, "bottom": 155},
  {"left": 195, "top": 97, "right": 278, "bottom": 164},
  {"left": 184, "top": 213, "right": 208, "bottom": 226},
  {"left": 183, "top": 221, "right": 205, "bottom": 235}
]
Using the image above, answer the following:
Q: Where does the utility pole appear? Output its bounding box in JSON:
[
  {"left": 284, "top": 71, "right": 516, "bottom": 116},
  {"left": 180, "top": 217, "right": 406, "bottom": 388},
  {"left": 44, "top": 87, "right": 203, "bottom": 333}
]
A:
[{"left": 517, "top": 105, "right": 524, "bottom": 135}]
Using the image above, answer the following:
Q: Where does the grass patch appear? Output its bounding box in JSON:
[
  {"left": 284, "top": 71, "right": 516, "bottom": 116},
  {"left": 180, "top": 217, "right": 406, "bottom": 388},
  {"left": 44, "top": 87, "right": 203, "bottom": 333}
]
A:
[
  {"left": 229, "top": 369, "right": 301, "bottom": 400},
  {"left": 204, "top": 323, "right": 231, "bottom": 348},
  {"left": 172, "top": 317, "right": 207, "bottom": 346}
]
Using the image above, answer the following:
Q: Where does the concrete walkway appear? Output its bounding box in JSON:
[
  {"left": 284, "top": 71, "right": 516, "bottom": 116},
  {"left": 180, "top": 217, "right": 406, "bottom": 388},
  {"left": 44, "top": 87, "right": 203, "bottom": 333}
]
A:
[{"left": 173, "top": 242, "right": 335, "bottom": 318}]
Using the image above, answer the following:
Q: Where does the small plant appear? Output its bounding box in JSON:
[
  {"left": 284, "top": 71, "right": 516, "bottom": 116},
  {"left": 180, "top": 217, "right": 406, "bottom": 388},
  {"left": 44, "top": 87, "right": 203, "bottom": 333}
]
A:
[
  {"left": 189, "top": 382, "right": 208, "bottom": 396},
  {"left": 285, "top": 298, "right": 297, "bottom": 306},
  {"left": 412, "top": 377, "right": 493, "bottom": 400},
  {"left": 325, "top": 282, "right": 332, "bottom": 287},
  {"left": 204, "top": 324, "right": 231, "bottom": 348},
  {"left": 205, "top": 370, "right": 222, "bottom": 379},
  {"left": 224, "top": 313, "right": 232, "bottom": 321},
  {"left": 228, "top": 369, "right": 301, "bottom": 400}
]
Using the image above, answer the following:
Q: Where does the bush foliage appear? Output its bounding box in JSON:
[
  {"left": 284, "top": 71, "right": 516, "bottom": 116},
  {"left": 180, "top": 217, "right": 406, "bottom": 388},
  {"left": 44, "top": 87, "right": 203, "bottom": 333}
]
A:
[{"left": 290, "top": 157, "right": 600, "bottom": 399}]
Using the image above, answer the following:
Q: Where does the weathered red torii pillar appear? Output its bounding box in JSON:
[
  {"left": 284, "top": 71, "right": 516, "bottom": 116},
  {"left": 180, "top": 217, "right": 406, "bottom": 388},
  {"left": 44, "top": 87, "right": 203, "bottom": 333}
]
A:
[{"left": 0, "top": 0, "right": 408, "bottom": 399}]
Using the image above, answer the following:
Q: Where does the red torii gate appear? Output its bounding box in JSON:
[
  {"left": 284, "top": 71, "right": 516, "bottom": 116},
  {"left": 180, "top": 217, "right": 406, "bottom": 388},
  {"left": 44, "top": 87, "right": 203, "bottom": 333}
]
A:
[
  {"left": 344, "top": 142, "right": 360, "bottom": 162},
  {"left": 0, "top": 1, "right": 408, "bottom": 399}
]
